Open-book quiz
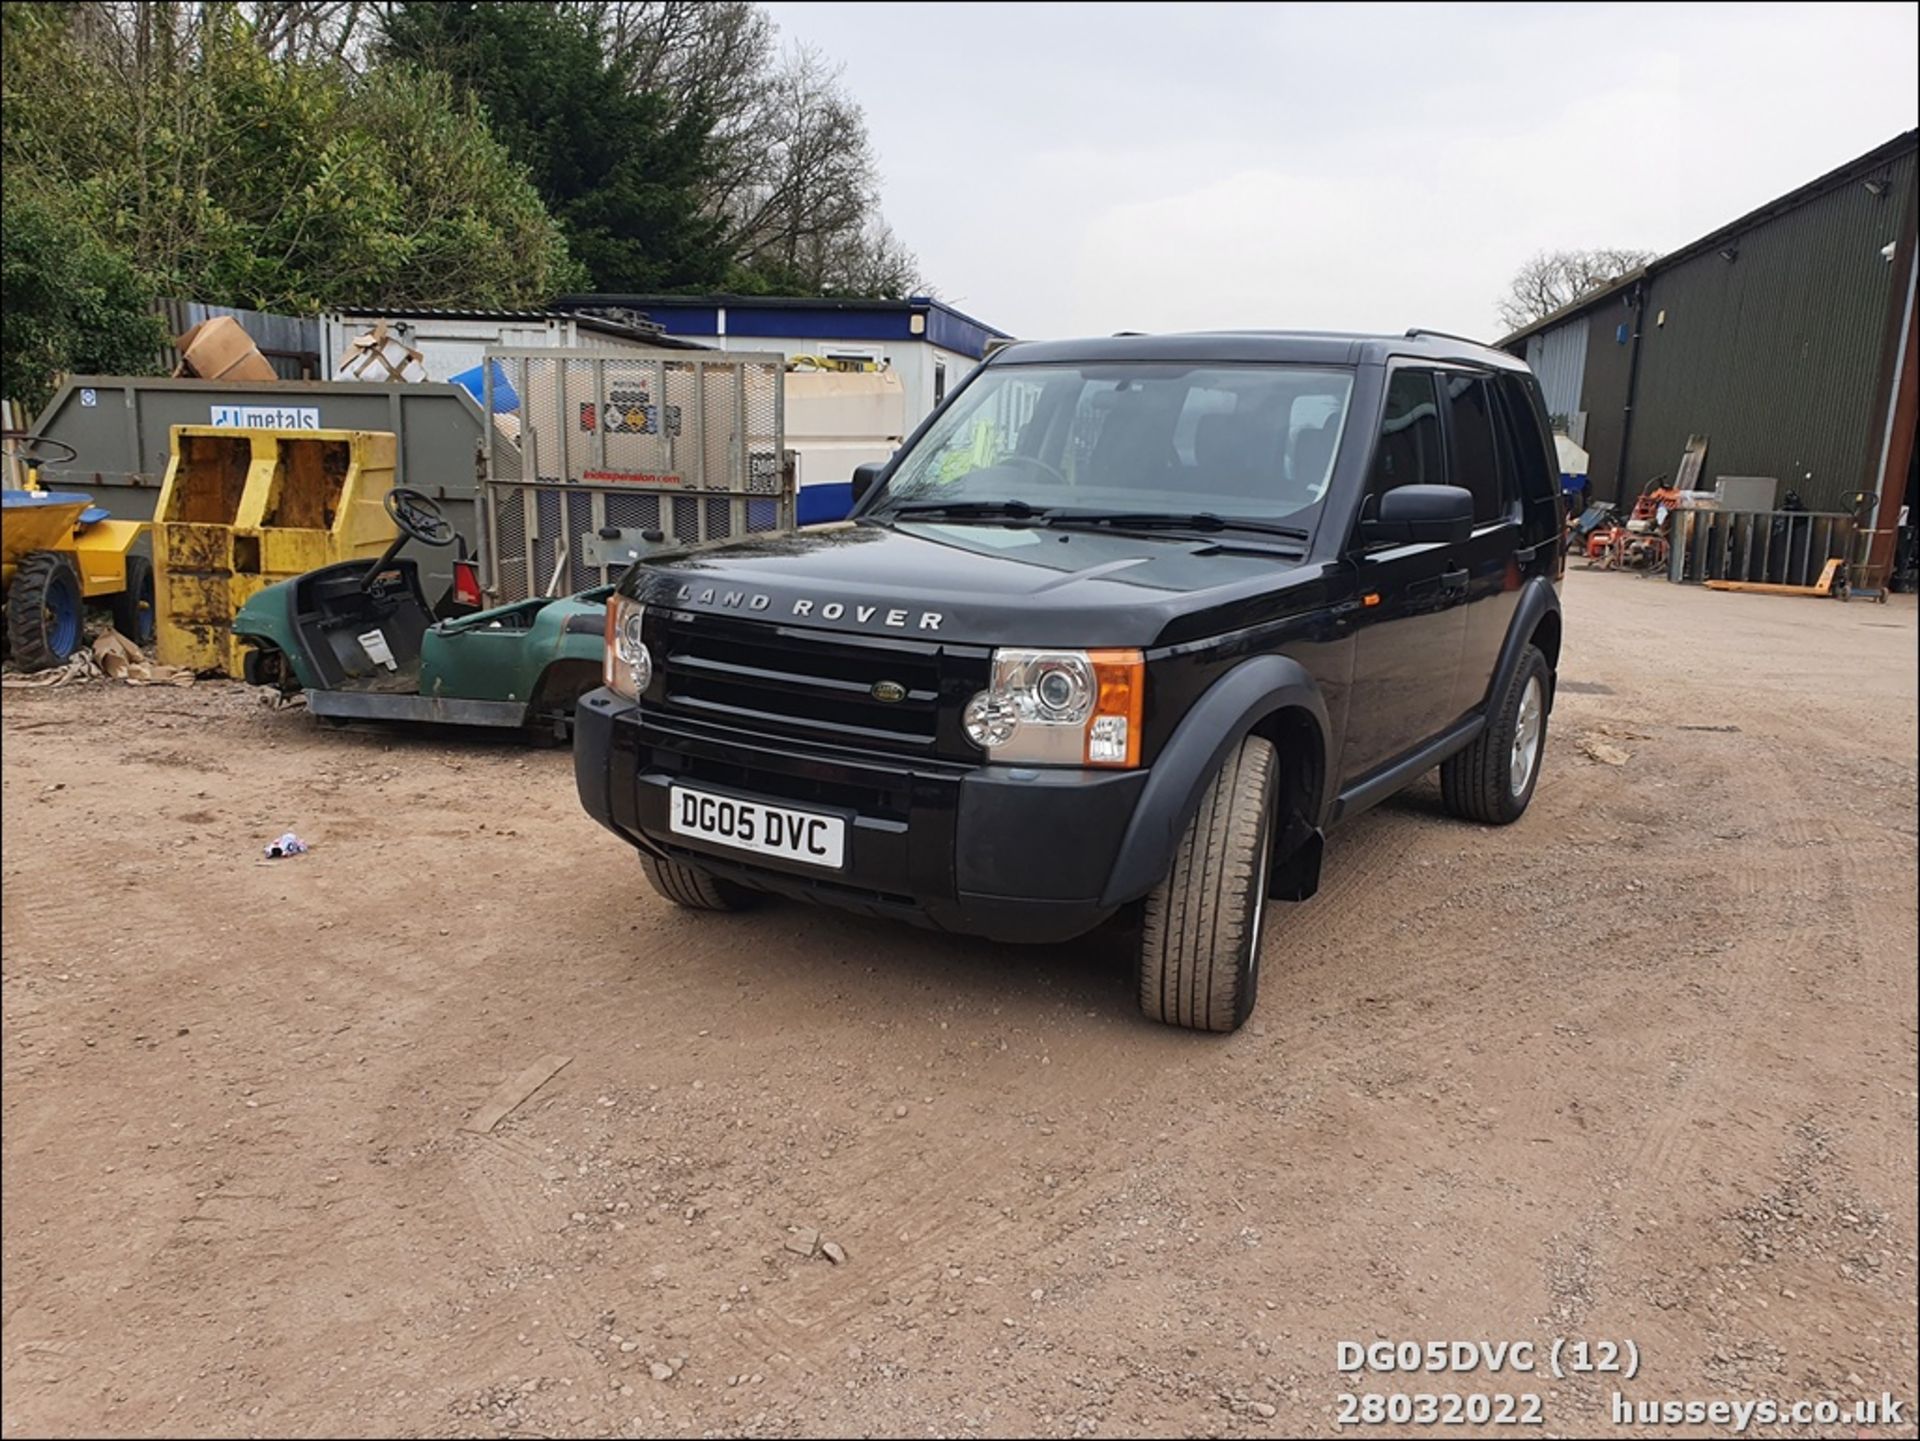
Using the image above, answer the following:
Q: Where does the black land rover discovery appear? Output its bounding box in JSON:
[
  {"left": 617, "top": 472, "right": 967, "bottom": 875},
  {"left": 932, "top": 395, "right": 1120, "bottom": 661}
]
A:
[{"left": 575, "top": 330, "right": 1564, "bottom": 1032}]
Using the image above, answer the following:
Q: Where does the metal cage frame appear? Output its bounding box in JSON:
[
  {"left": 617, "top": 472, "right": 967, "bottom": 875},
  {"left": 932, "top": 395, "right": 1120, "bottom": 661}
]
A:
[{"left": 481, "top": 347, "right": 790, "bottom": 600}]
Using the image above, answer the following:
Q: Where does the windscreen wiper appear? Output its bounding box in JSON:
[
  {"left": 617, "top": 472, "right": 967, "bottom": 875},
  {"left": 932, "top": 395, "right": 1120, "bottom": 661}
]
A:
[
  {"left": 883, "top": 499, "right": 1054, "bottom": 522},
  {"left": 1047, "top": 510, "right": 1311, "bottom": 542}
]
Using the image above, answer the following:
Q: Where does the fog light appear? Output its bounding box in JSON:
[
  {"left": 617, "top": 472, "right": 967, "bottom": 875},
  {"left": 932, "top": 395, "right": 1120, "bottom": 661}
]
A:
[{"left": 963, "top": 690, "right": 1018, "bottom": 749}]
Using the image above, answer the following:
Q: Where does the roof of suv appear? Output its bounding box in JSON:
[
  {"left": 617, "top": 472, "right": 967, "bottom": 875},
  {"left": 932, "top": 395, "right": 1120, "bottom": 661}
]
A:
[{"left": 993, "top": 330, "right": 1529, "bottom": 371}]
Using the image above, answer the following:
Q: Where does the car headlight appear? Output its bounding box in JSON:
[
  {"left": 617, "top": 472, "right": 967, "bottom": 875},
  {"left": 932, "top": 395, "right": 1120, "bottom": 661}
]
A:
[
  {"left": 603, "top": 595, "right": 651, "bottom": 699},
  {"left": 963, "top": 648, "right": 1144, "bottom": 767}
]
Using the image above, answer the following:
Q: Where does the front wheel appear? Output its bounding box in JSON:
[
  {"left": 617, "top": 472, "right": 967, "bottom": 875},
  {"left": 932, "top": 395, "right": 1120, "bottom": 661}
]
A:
[
  {"left": 1135, "top": 734, "right": 1277, "bottom": 1033},
  {"left": 640, "top": 853, "right": 757, "bottom": 912},
  {"left": 1440, "top": 644, "right": 1550, "bottom": 825},
  {"left": 6, "top": 550, "right": 84, "bottom": 670}
]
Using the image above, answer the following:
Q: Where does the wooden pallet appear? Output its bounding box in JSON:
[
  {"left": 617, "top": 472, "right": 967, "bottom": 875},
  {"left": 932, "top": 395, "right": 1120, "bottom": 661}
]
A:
[{"left": 1703, "top": 557, "right": 1843, "bottom": 597}]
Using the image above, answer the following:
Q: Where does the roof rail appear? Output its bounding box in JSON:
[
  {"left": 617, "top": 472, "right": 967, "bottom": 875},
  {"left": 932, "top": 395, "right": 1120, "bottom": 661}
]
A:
[{"left": 1404, "top": 327, "right": 1491, "bottom": 348}]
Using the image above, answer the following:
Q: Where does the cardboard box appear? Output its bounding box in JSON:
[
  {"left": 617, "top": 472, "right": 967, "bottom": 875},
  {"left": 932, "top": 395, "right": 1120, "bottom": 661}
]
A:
[{"left": 174, "top": 316, "right": 278, "bottom": 383}]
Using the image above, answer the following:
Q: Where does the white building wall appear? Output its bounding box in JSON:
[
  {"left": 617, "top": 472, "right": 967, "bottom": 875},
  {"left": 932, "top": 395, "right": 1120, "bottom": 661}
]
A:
[
  {"left": 784, "top": 370, "right": 910, "bottom": 522},
  {"left": 679, "top": 331, "right": 982, "bottom": 431}
]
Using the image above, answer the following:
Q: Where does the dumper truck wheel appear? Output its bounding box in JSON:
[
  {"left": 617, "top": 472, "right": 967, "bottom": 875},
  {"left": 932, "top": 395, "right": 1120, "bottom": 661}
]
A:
[
  {"left": 111, "top": 554, "right": 156, "bottom": 647},
  {"left": 640, "top": 853, "right": 757, "bottom": 912},
  {"left": 7, "top": 550, "right": 84, "bottom": 670},
  {"left": 1135, "top": 734, "right": 1277, "bottom": 1033}
]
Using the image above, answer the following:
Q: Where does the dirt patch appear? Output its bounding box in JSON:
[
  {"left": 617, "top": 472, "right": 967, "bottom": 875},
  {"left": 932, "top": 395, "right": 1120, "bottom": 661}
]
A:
[{"left": 3, "top": 572, "right": 1916, "bottom": 1437}]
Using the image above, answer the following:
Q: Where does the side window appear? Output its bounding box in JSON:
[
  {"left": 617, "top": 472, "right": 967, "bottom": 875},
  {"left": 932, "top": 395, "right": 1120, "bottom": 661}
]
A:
[
  {"left": 1365, "top": 369, "right": 1445, "bottom": 506},
  {"left": 1443, "top": 374, "right": 1508, "bottom": 522},
  {"left": 933, "top": 360, "right": 947, "bottom": 408},
  {"left": 1494, "top": 375, "right": 1556, "bottom": 509}
]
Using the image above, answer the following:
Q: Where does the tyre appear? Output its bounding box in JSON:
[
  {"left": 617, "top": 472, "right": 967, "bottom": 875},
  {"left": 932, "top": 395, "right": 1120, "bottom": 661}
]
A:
[
  {"left": 110, "top": 553, "right": 156, "bottom": 646},
  {"left": 1440, "top": 644, "right": 1550, "bottom": 825},
  {"left": 640, "top": 852, "right": 756, "bottom": 912},
  {"left": 1136, "top": 734, "right": 1277, "bottom": 1033},
  {"left": 6, "top": 550, "right": 84, "bottom": 670}
]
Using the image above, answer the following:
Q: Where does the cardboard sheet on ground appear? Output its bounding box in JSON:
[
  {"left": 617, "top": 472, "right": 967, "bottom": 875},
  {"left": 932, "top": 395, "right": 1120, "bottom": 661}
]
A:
[
  {"left": 463, "top": 1055, "right": 573, "bottom": 1134},
  {"left": 2, "top": 630, "right": 196, "bottom": 688}
]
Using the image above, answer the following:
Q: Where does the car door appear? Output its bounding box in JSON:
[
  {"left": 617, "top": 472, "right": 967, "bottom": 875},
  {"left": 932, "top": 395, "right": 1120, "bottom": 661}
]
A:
[
  {"left": 1340, "top": 367, "right": 1469, "bottom": 782},
  {"left": 1440, "top": 370, "right": 1528, "bottom": 719}
]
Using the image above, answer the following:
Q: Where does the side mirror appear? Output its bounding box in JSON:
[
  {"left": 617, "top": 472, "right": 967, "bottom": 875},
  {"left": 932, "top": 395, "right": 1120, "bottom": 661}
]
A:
[
  {"left": 851, "top": 461, "right": 886, "bottom": 508},
  {"left": 1363, "top": 484, "right": 1474, "bottom": 546}
]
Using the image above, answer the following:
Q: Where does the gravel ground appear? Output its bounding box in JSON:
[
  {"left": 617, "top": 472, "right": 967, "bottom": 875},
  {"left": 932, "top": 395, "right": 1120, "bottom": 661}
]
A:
[{"left": 2, "top": 568, "right": 1916, "bottom": 1438}]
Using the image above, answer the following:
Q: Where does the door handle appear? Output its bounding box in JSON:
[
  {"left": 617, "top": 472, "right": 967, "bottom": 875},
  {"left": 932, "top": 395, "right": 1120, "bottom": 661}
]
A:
[{"left": 1441, "top": 566, "right": 1469, "bottom": 593}]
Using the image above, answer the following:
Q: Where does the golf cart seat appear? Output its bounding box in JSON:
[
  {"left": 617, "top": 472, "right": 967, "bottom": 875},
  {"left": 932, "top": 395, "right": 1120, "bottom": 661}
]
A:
[{"left": 288, "top": 556, "right": 433, "bottom": 692}]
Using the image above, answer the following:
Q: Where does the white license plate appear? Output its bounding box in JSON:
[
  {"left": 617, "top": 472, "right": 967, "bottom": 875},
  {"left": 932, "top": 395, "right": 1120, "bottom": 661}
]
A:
[{"left": 667, "top": 786, "right": 845, "bottom": 870}]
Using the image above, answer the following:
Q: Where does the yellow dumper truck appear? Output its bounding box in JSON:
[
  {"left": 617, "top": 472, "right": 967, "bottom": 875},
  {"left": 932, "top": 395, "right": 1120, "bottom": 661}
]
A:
[{"left": 2, "top": 432, "right": 153, "bottom": 669}]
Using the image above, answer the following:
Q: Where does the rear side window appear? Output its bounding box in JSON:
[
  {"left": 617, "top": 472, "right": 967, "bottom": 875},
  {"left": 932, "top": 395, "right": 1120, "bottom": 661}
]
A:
[
  {"left": 1494, "top": 375, "right": 1557, "bottom": 508},
  {"left": 1365, "top": 369, "right": 1445, "bottom": 503},
  {"left": 1443, "top": 374, "right": 1509, "bottom": 522}
]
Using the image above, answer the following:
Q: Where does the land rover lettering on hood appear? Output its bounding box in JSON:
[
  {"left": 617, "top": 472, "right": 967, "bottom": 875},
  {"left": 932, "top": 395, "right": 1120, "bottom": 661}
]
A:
[{"left": 666, "top": 582, "right": 944, "bottom": 632}]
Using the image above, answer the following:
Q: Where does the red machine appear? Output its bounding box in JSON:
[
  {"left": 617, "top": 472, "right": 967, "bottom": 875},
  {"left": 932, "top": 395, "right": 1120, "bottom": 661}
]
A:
[{"left": 1583, "top": 482, "right": 1682, "bottom": 571}]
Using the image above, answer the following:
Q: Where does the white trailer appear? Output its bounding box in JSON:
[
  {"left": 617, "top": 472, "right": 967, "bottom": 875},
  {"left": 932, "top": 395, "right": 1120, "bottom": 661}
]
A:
[{"left": 785, "top": 368, "right": 907, "bottom": 524}]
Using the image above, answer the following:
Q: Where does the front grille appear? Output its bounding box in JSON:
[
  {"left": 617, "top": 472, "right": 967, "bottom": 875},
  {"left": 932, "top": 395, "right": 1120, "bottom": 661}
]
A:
[{"left": 651, "top": 610, "right": 962, "bottom": 755}]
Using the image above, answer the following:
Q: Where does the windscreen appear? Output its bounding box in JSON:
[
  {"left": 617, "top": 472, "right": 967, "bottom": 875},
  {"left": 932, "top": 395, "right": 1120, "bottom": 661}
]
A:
[{"left": 874, "top": 363, "right": 1354, "bottom": 524}]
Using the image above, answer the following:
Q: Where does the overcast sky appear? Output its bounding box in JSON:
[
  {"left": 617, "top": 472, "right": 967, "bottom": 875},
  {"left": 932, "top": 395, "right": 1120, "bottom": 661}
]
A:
[{"left": 761, "top": 1, "right": 1919, "bottom": 342}]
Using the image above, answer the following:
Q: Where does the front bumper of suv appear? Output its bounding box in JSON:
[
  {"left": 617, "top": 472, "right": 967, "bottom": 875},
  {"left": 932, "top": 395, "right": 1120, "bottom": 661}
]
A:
[{"left": 574, "top": 688, "right": 1149, "bottom": 943}]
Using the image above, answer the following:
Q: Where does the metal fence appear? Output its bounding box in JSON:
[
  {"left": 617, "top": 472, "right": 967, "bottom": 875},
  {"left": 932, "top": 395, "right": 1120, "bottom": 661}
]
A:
[
  {"left": 482, "top": 348, "right": 789, "bottom": 601},
  {"left": 1668, "top": 507, "right": 1858, "bottom": 586}
]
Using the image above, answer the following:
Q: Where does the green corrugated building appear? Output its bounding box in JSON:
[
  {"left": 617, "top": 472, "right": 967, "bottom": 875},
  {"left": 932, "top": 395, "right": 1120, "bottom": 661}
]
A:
[{"left": 1500, "top": 130, "right": 1917, "bottom": 579}]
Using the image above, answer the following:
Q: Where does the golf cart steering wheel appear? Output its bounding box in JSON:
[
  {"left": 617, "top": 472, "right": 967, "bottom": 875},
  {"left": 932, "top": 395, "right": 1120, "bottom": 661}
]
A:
[
  {"left": 384, "top": 487, "right": 455, "bottom": 547},
  {"left": 998, "top": 453, "right": 1068, "bottom": 485},
  {"left": 2, "top": 430, "right": 80, "bottom": 470}
]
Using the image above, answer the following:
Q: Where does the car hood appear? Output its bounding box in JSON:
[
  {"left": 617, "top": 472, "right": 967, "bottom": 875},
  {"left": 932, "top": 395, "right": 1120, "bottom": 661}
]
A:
[{"left": 620, "top": 520, "right": 1321, "bottom": 648}]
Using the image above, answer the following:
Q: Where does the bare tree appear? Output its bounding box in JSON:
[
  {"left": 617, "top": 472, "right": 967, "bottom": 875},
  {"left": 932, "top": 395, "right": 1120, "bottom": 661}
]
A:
[
  {"left": 733, "top": 46, "right": 866, "bottom": 268},
  {"left": 1496, "top": 248, "right": 1657, "bottom": 334},
  {"left": 570, "top": 1, "right": 769, "bottom": 122},
  {"left": 718, "top": 43, "right": 921, "bottom": 293},
  {"left": 818, "top": 218, "right": 920, "bottom": 299},
  {"left": 243, "top": 1, "right": 378, "bottom": 65}
]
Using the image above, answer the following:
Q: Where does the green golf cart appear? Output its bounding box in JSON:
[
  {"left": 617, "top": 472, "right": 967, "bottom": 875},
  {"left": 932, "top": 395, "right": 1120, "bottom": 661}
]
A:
[{"left": 233, "top": 488, "right": 612, "bottom": 737}]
